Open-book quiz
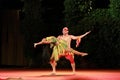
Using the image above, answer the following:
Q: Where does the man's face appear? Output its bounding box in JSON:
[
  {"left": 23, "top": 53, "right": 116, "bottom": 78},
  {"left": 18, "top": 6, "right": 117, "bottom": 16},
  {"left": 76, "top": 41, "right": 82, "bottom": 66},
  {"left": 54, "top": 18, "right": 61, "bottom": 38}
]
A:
[{"left": 62, "top": 27, "right": 69, "bottom": 34}]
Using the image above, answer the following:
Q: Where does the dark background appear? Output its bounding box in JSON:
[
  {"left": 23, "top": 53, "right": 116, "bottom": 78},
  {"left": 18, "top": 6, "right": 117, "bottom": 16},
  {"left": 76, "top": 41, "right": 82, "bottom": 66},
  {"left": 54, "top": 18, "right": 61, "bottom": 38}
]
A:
[{"left": 0, "top": 0, "right": 120, "bottom": 70}]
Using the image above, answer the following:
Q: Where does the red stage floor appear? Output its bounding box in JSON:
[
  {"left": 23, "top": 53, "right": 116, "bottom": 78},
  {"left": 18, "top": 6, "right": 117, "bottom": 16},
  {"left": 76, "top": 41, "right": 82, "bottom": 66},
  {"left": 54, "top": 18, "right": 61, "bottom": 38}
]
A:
[{"left": 0, "top": 69, "right": 120, "bottom": 80}]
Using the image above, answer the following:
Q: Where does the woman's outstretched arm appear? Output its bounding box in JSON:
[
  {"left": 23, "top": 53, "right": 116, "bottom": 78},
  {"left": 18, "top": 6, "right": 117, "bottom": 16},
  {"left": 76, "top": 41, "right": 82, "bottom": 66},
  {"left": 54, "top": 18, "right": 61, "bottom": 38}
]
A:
[{"left": 34, "top": 38, "right": 51, "bottom": 48}]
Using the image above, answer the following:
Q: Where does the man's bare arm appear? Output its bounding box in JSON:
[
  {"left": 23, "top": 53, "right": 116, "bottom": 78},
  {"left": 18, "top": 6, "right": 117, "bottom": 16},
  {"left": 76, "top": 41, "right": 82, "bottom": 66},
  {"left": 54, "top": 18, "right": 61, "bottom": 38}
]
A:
[
  {"left": 71, "top": 31, "right": 91, "bottom": 40},
  {"left": 71, "top": 31, "right": 91, "bottom": 47}
]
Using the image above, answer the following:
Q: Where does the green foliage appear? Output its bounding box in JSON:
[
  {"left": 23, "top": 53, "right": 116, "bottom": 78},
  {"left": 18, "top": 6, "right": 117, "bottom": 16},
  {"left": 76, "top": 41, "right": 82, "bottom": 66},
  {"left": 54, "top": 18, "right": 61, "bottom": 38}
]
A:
[
  {"left": 109, "top": 0, "right": 120, "bottom": 18},
  {"left": 77, "top": 8, "right": 120, "bottom": 67},
  {"left": 64, "top": 0, "right": 120, "bottom": 68},
  {"left": 64, "top": 0, "right": 92, "bottom": 27}
]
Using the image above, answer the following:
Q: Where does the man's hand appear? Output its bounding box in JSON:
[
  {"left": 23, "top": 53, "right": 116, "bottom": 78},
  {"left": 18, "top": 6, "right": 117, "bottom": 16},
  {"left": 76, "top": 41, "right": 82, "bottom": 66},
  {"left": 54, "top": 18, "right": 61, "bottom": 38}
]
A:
[
  {"left": 76, "top": 38, "right": 81, "bottom": 47},
  {"left": 86, "top": 31, "right": 91, "bottom": 35}
]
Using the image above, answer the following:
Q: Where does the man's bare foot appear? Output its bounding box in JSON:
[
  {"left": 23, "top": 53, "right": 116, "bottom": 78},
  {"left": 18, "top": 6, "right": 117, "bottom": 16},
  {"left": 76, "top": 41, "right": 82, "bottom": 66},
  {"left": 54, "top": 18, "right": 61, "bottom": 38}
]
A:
[
  {"left": 51, "top": 71, "right": 56, "bottom": 75},
  {"left": 72, "top": 71, "right": 76, "bottom": 75}
]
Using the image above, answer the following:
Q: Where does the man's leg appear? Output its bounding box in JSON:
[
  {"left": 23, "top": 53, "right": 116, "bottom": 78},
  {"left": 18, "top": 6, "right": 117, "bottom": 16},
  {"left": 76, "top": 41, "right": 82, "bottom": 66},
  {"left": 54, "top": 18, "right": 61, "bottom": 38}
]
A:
[
  {"left": 71, "top": 63, "right": 75, "bottom": 74},
  {"left": 65, "top": 54, "right": 76, "bottom": 74},
  {"left": 50, "top": 60, "right": 57, "bottom": 74}
]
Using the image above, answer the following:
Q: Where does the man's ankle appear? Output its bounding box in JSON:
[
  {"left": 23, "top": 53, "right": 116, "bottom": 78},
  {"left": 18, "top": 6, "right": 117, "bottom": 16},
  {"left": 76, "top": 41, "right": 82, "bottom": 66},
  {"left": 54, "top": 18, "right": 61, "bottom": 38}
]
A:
[{"left": 72, "top": 71, "right": 76, "bottom": 75}]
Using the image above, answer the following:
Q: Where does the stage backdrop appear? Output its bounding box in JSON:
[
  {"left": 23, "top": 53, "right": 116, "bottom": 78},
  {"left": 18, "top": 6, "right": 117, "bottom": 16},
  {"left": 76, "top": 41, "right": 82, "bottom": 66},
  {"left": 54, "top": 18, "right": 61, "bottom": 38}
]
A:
[{"left": 1, "top": 10, "right": 26, "bottom": 66}]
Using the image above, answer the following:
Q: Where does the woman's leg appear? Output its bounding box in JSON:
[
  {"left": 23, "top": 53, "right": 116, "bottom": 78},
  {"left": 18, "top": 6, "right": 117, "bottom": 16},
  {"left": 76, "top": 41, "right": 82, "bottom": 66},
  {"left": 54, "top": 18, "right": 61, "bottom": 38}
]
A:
[{"left": 72, "top": 49, "right": 88, "bottom": 56}]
